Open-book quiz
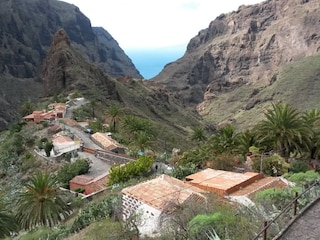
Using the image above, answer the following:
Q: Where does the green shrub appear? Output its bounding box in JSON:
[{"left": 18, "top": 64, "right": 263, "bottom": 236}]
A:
[
  {"left": 44, "top": 141, "right": 53, "bottom": 157},
  {"left": 252, "top": 154, "right": 289, "bottom": 176},
  {"left": 56, "top": 158, "right": 91, "bottom": 188},
  {"left": 70, "top": 195, "right": 120, "bottom": 233},
  {"left": 171, "top": 163, "right": 198, "bottom": 179},
  {"left": 108, "top": 155, "right": 154, "bottom": 185},
  {"left": 72, "top": 187, "right": 85, "bottom": 193},
  {"left": 287, "top": 170, "right": 320, "bottom": 186},
  {"left": 289, "top": 160, "right": 310, "bottom": 173},
  {"left": 20, "top": 152, "right": 40, "bottom": 172},
  {"left": 255, "top": 188, "right": 295, "bottom": 210}
]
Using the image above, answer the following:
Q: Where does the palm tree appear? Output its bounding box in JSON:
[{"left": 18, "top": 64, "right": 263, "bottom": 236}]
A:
[
  {"left": 130, "top": 131, "right": 154, "bottom": 153},
  {"left": 256, "top": 103, "right": 312, "bottom": 157},
  {"left": 234, "top": 129, "right": 261, "bottom": 158},
  {"left": 191, "top": 126, "right": 207, "bottom": 143},
  {"left": 0, "top": 196, "right": 19, "bottom": 238},
  {"left": 302, "top": 109, "right": 320, "bottom": 159},
  {"left": 122, "top": 115, "right": 155, "bottom": 140},
  {"left": 89, "top": 99, "right": 96, "bottom": 119},
  {"left": 210, "top": 124, "right": 236, "bottom": 153},
  {"left": 107, "top": 104, "right": 122, "bottom": 132},
  {"left": 16, "top": 172, "right": 72, "bottom": 230}
]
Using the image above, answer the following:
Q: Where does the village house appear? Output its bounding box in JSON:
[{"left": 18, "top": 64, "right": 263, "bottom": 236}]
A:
[
  {"left": 51, "top": 133, "right": 81, "bottom": 158},
  {"left": 185, "top": 168, "right": 289, "bottom": 206},
  {"left": 69, "top": 172, "right": 108, "bottom": 195},
  {"left": 23, "top": 103, "right": 67, "bottom": 123},
  {"left": 91, "top": 132, "right": 126, "bottom": 154},
  {"left": 121, "top": 174, "right": 206, "bottom": 236}
]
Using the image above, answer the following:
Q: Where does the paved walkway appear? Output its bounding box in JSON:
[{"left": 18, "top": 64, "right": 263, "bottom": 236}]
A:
[
  {"left": 278, "top": 198, "right": 320, "bottom": 240},
  {"left": 77, "top": 151, "right": 111, "bottom": 178}
]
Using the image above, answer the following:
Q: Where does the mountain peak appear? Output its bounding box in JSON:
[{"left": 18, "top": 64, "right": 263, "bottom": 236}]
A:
[{"left": 52, "top": 29, "right": 70, "bottom": 48}]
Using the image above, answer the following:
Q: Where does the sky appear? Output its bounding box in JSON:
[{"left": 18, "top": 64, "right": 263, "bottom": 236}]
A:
[{"left": 61, "top": 0, "right": 265, "bottom": 50}]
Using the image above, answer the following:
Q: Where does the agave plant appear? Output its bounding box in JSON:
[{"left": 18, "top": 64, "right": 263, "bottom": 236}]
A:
[{"left": 205, "top": 228, "right": 221, "bottom": 240}]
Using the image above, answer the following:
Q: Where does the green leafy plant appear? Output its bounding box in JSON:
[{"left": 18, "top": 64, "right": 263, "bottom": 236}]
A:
[
  {"left": 70, "top": 195, "right": 120, "bottom": 233},
  {"left": 108, "top": 155, "right": 154, "bottom": 185},
  {"left": 252, "top": 154, "right": 289, "bottom": 176},
  {"left": 56, "top": 158, "right": 91, "bottom": 188}
]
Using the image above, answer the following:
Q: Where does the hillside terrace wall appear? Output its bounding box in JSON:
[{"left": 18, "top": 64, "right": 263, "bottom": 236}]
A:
[{"left": 95, "top": 149, "right": 135, "bottom": 165}]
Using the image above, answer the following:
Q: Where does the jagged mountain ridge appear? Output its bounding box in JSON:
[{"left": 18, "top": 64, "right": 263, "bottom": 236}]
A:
[
  {"left": 151, "top": 0, "right": 320, "bottom": 127},
  {"left": 41, "top": 28, "right": 201, "bottom": 149},
  {"left": 0, "top": 0, "right": 141, "bottom": 79},
  {"left": 0, "top": 0, "right": 142, "bottom": 130}
]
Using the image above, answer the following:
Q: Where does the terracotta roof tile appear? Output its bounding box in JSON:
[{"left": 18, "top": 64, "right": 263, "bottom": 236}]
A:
[
  {"left": 70, "top": 175, "right": 94, "bottom": 185},
  {"left": 122, "top": 174, "right": 205, "bottom": 211},
  {"left": 185, "top": 168, "right": 262, "bottom": 195}
]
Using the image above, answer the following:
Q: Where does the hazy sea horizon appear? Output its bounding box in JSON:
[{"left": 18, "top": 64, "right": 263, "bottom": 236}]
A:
[{"left": 126, "top": 45, "right": 186, "bottom": 79}]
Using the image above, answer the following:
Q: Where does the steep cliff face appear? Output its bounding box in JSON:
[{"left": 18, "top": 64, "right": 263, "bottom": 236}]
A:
[
  {"left": 151, "top": 0, "right": 320, "bottom": 120},
  {"left": 0, "top": 0, "right": 141, "bottom": 79},
  {"left": 41, "top": 29, "right": 119, "bottom": 101},
  {"left": 0, "top": 0, "right": 142, "bottom": 130}
]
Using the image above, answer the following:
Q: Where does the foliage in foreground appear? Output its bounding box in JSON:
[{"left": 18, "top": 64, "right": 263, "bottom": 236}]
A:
[
  {"left": 70, "top": 194, "right": 120, "bottom": 233},
  {"left": 160, "top": 195, "right": 258, "bottom": 240},
  {"left": 15, "top": 172, "right": 72, "bottom": 230},
  {"left": 0, "top": 195, "right": 19, "bottom": 238}
]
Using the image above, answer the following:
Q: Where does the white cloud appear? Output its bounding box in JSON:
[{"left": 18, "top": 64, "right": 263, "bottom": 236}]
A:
[{"left": 61, "top": 0, "right": 265, "bottom": 49}]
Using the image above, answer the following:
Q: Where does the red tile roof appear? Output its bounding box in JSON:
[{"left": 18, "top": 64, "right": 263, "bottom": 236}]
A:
[
  {"left": 70, "top": 175, "right": 94, "bottom": 185},
  {"left": 185, "top": 168, "right": 262, "bottom": 195},
  {"left": 52, "top": 135, "right": 73, "bottom": 144},
  {"left": 122, "top": 174, "right": 205, "bottom": 211}
]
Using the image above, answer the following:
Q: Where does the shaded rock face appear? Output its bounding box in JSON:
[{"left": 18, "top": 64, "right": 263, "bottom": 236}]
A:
[
  {"left": 151, "top": 0, "right": 320, "bottom": 106},
  {"left": 0, "top": 0, "right": 141, "bottom": 79},
  {"left": 0, "top": 0, "right": 141, "bottom": 130},
  {"left": 42, "top": 29, "right": 120, "bottom": 102}
]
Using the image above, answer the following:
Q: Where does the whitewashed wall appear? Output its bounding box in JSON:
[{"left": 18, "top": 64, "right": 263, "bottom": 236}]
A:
[{"left": 122, "top": 193, "right": 162, "bottom": 236}]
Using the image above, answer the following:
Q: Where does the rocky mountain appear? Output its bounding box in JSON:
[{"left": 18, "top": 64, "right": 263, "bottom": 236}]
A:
[
  {"left": 40, "top": 28, "right": 200, "bottom": 149},
  {"left": 0, "top": 0, "right": 142, "bottom": 130},
  {"left": 151, "top": 0, "right": 320, "bottom": 128}
]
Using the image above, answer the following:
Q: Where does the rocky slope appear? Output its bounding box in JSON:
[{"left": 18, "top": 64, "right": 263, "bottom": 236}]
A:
[
  {"left": 41, "top": 28, "right": 200, "bottom": 149},
  {"left": 0, "top": 0, "right": 142, "bottom": 130},
  {"left": 151, "top": 0, "right": 320, "bottom": 127},
  {"left": 0, "top": 0, "right": 141, "bottom": 79}
]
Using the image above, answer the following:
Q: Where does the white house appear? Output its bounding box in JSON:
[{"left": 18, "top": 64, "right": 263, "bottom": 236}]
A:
[{"left": 121, "top": 174, "right": 206, "bottom": 236}]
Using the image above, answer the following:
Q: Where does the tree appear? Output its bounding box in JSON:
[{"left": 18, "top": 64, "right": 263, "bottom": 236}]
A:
[
  {"left": 252, "top": 154, "right": 289, "bottom": 176},
  {"left": 89, "top": 99, "right": 97, "bottom": 119},
  {"left": 121, "top": 115, "right": 155, "bottom": 140},
  {"left": 44, "top": 141, "right": 53, "bottom": 157},
  {"left": 302, "top": 109, "right": 320, "bottom": 159},
  {"left": 210, "top": 124, "right": 236, "bottom": 153},
  {"left": 57, "top": 158, "right": 91, "bottom": 188},
  {"left": 16, "top": 172, "right": 72, "bottom": 230},
  {"left": 190, "top": 126, "right": 207, "bottom": 143},
  {"left": 106, "top": 104, "right": 123, "bottom": 132},
  {"left": 129, "top": 131, "right": 154, "bottom": 153},
  {"left": 256, "top": 103, "right": 312, "bottom": 157},
  {"left": 0, "top": 196, "right": 19, "bottom": 238},
  {"left": 235, "top": 129, "right": 260, "bottom": 158},
  {"left": 20, "top": 100, "right": 33, "bottom": 116}
]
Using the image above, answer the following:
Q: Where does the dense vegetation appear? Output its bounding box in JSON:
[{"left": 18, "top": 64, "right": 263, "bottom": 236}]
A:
[
  {"left": 172, "top": 103, "right": 320, "bottom": 179},
  {"left": 1, "top": 101, "right": 320, "bottom": 239}
]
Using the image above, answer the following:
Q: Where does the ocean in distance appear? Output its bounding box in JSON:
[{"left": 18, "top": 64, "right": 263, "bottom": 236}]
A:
[{"left": 126, "top": 45, "right": 185, "bottom": 79}]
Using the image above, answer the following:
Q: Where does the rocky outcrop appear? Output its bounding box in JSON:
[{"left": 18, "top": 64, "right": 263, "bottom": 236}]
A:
[
  {"left": 41, "top": 29, "right": 120, "bottom": 102},
  {"left": 151, "top": 0, "right": 320, "bottom": 109},
  {"left": 0, "top": 0, "right": 141, "bottom": 79},
  {"left": 0, "top": 0, "right": 141, "bottom": 130}
]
